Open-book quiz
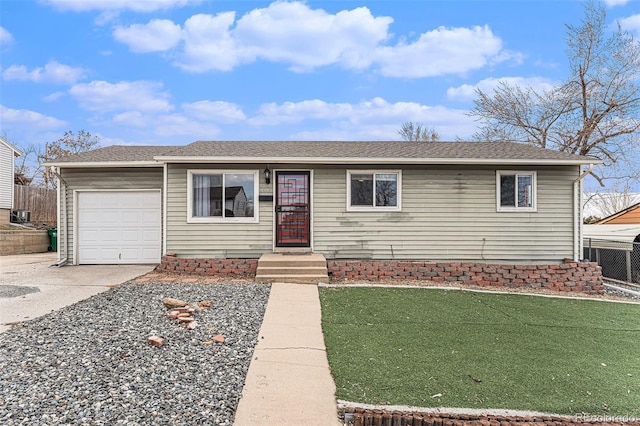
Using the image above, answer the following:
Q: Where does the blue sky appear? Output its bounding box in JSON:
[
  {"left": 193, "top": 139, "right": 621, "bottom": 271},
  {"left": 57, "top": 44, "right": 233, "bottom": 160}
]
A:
[{"left": 1, "top": 0, "right": 639, "bottom": 152}]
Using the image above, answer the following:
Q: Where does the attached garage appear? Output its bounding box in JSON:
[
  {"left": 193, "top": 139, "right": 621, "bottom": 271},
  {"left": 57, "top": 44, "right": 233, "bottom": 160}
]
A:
[{"left": 77, "top": 190, "right": 161, "bottom": 264}]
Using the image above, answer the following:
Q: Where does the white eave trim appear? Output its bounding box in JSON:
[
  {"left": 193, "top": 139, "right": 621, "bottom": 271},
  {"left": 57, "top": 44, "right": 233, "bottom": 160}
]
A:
[
  {"left": 153, "top": 155, "right": 601, "bottom": 166},
  {"left": 44, "top": 161, "right": 163, "bottom": 168}
]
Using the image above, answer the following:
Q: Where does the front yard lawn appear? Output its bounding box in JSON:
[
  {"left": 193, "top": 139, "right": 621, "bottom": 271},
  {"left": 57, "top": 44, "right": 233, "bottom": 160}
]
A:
[{"left": 320, "top": 287, "right": 640, "bottom": 417}]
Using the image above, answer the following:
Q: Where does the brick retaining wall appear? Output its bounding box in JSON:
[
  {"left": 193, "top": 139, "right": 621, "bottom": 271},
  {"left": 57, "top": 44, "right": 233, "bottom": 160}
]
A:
[
  {"left": 344, "top": 407, "right": 635, "bottom": 425},
  {"left": 328, "top": 259, "right": 604, "bottom": 294},
  {"left": 156, "top": 254, "right": 258, "bottom": 278},
  {"left": 156, "top": 254, "right": 604, "bottom": 295},
  {"left": 0, "top": 230, "right": 49, "bottom": 256}
]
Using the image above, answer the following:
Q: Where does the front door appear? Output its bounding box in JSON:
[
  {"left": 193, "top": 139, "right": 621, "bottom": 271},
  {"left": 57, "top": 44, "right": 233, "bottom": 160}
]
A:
[{"left": 276, "top": 171, "right": 310, "bottom": 247}]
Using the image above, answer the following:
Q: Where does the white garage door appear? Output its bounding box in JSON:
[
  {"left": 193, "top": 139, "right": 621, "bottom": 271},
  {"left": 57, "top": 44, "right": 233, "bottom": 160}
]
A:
[{"left": 78, "top": 191, "right": 161, "bottom": 264}]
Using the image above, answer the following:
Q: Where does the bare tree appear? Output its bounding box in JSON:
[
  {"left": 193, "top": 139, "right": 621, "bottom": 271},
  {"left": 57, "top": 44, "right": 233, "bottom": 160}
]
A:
[
  {"left": 14, "top": 143, "right": 43, "bottom": 185},
  {"left": 469, "top": 1, "right": 640, "bottom": 184},
  {"left": 583, "top": 181, "right": 640, "bottom": 220},
  {"left": 398, "top": 121, "right": 440, "bottom": 142},
  {"left": 40, "top": 130, "right": 101, "bottom": 189}
]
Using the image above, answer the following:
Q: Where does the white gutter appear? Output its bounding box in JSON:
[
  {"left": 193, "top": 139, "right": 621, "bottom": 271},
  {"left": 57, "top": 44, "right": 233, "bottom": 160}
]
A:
[
  {"left": 574, "top": 164, "right": 595, "bottom": 261},
  {"left": 44, "top": 161, "right": 163, "bottom": 168},
  {"left": 153, "top": 156, "right": 597, "bottom": 166}
]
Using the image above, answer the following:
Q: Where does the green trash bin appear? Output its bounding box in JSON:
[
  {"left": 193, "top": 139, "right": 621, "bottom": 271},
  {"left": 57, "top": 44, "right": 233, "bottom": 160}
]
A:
[{"left": 48, "top": 227, "right": 58, "bottom": 252}]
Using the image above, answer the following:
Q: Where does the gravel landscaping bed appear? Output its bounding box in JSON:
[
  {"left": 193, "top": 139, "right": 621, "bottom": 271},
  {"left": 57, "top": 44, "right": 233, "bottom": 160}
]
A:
[
  {"left": 0, "top": 281, "right": 270, "bottom": 426},
  {"left": 604, "top": 282, "right": 640, "bottom": 300}
]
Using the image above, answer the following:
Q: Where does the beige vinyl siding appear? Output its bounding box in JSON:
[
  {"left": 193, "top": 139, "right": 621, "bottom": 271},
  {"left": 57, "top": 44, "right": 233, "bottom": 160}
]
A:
[
  {"left": 59, "top": 167, "right": 164, "bottom": 264},
  {"left": 313, "top": 165, "right": 578, "bottom": 262},
  {"left": 166, "top": 164, "right": 273, "bottom": 258}
]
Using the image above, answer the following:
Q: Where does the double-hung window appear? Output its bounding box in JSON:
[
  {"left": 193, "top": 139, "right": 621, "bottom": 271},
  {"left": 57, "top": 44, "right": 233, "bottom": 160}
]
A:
[
  {"left": 497, "top": 171, "right": 536, "bottom": 212},
  {"left": 188, "top": 170, "right": 259, "bottom": 223},
  {"left": 347, "top": 170, "right": 401, "bottom": 211}
]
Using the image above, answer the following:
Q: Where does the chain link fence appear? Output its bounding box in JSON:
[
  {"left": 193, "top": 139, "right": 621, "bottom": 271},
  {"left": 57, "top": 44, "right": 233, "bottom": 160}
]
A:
[{"left": 583, "top": 238, "right": 640, "bottom": 284}]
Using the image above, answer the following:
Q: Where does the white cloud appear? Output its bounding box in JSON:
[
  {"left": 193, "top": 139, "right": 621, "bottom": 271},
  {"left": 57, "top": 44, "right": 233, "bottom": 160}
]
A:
[
  {"left": 152, "top": 113, "right": 221, "bottom": 137},
  {"left": 42, "top": 0, "right": 201, "bottom": 12},
  {"left": 113, "top": 19, "right": 182, "bottom": 52},
  {"left": 0, "top": 105, "right": 67, "bottom": 129},
  {"left": 182, "top": 100, "right": 246, "bottom": 123},
  {"left": 42, "top": 91, "right": 66, "bottom": 102},
  {"left": 178, "top": 12, "right": 242, "bottom": 72},
  {"left": 232, "top": 2, "right": 391, "bottom": 72},
  {"left": 0, "top": 26, "right": 13, "bottom": 46},
  {"left": 603, "top": 0, "right": 629, "bottom": 6},
  {"left": 447, "top": 76, "right": 558, "bottom": 101},
  {"left": 618, "top": 14, "right": 640, "bottom": 36},
  {"left": 247, "top": 97, "right": 474, "bottom": 140},
  {"left": 112, "top": 1, "right": 513, "bottom": 78},
  {"left": 69, "top": 80, "right": 173, "bottom": 112},
  {"left": 112, "top": 111, "right": 148, "bottom": 127},
  {"left": 375, "top": 26, "right": 504, "bottom": 78},
  {"left": 2, "top": 61, "right": 86, "bottom": 84}
]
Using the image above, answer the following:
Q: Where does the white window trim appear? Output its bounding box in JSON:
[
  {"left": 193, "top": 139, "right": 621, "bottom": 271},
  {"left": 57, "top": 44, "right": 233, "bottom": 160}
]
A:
[
  {"left": 187, "top": 169, "right": 259, "bottom": 223},
  {"left": 496, "top": 170, "right": 537, "bottom": 212},
  {"left": 346, "top": 170, "right": 402, "bottom": 212}
]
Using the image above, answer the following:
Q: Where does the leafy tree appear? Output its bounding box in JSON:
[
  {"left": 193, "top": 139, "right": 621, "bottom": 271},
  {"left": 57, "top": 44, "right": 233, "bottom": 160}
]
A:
[
  {"left": 468, "top": 1, "right": 640, "bottom": 185},
  {"left": 40, "top": 130, "right": 100, "bottom": 189},
  {"left": 398, "top": 121, "right": 440, "bottom": 142}
]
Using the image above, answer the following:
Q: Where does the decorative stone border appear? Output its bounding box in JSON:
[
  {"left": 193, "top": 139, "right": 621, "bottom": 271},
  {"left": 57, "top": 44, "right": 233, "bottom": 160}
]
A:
[
  {"left": 327, "top": 259, "right": 604, "bottom": 295},
  {"left": 343, "top": 406, "right": 634, "bottom": 425},
  {"left": 156, "top": 254, "right": 604, "bottom": 295},
  {"left": 156, "top": 254, "right": 258, "bottom": 278}
]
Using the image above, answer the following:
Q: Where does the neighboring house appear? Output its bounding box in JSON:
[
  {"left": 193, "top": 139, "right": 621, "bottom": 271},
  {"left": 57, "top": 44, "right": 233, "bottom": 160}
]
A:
[
  {"left": 596, "top": 202, "right": 640, "bottom": 225},
  {"left": 46, "top": 141, "right": 601, "bottom": 267},
  {"left": 583, "top": 203, "right": 640, "bottom": 284},
  {"left": 0, "top": 136, "right": 23, "bottom": 223},
  {"left": 583, "top": 192, "right": 640, "bottom": 221}
]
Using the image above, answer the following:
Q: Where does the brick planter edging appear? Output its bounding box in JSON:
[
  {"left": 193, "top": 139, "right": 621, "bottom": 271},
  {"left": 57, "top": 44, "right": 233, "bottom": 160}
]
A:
[
  {"left": 328, "top": 259, "right": 604, "bottom": 295},
  {"left": 156, "top": 254, "right": 258, "bottom": 277},
  {"left": 156, "top": 254, "right": 604, "bottom": 295},
  {"left": 344, "top": 406, "right": 635, "bottom": 425}
]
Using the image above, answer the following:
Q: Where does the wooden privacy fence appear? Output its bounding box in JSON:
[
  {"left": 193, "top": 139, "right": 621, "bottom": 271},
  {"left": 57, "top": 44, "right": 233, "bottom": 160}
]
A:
[{"left": 13, "top": 185, "right": 57, "bottom": 224}]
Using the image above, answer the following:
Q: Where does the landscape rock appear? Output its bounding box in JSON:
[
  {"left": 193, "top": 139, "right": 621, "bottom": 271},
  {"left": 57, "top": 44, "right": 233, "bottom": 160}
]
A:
[
  {"left": 213, "top": 334, "right": 225, "bottom": 343},
  {"left": 162, "top": 297, "right": 188, "bottom": 309},
  {"left": 0, "top": 282, "right": 270, "bottom": 426},
  {"left": 147, "top": 335, "right": 165, "bottom": 347},
  {"left": 186, "top": 321, "right": 198, "bottom": 330}
]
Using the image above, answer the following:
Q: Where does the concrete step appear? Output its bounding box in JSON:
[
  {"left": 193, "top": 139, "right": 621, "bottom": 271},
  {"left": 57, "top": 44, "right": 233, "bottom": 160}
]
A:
[
  {"left": 254, "top": 274, "right": 329, "bottom": 284},
  {"left": 256, "top": 253, "right": 328, "bottom": 284},
  {"left": 256, "top": 266, "right": 328, "bottom": 275}
]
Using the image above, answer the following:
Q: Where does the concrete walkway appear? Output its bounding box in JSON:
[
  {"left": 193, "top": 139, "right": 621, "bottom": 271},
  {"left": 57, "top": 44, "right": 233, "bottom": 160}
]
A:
[{"left": 234, "top": 282, "right": 342, "bottom": 425}]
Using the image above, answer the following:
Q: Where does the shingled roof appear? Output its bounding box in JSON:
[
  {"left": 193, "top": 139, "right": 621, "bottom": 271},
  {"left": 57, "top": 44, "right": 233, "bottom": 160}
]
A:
[
  {"left": 48, "top": 140, "right": 601, "bottom": 166},
  {"left": 48, "top": 145, "right": 180, "bottom": 165}
]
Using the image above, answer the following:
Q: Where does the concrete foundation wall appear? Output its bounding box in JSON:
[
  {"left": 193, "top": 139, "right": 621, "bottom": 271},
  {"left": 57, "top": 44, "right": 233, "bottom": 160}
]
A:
[
  {"left": 0, "top": 230, "right": 49, "bottom": 255},
  {"left": 0, "top": 208, "right": 10, "bottom": 224}
]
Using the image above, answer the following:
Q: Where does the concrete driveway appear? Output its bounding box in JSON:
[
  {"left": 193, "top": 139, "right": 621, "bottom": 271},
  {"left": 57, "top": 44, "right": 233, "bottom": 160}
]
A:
[{"left": 0, "top": 253, "right": 155, "bottom": 333}]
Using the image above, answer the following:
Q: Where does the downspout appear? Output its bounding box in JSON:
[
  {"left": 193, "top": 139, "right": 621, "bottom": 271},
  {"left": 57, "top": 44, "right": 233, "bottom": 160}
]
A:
[
  {"left": 50, "top": 166, "right": 68, "bottom": 267},
  {"left": 162, "top": 162, "right": 168, "bottom": 256},
  {"left": 573, "top": 164, "right": 594, "bottom": 262}
]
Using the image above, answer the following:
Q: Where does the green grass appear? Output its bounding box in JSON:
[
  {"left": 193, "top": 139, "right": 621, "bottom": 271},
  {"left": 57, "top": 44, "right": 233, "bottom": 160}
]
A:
[{"left": 320, "top": 287, "right": 640, "bottom": 416}]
